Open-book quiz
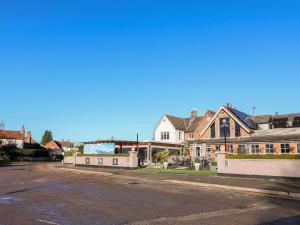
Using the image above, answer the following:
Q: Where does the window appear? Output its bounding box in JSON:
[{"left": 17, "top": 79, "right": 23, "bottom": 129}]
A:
[
  {"left": 281, "top": 144, "right": 290, "bottom": 154},
  {"left": 97, "top": 158, "right": 103, "bottom": 165},
  {"left": 229, "top": 144, "right": 234, "bottom": 154},
  {"left": 251, "top": 144, "right": 260, "bottom": 154},
  {"left": 210, "top": 122, "right": 216, "bottom": 138},
  {"left": 189, "top": 133, "right": 194, "bottom": 139},
  {"left": 85, "top": 158, "right": 90, "bottom": 165},
  {"left": 220, "top": 118, "right": 230, "bottom": 138},
  {"left": 265, "top": 144, "right": 274, "bottom": 154},
  {"left": 196, "top": 147, "right": 200, "bottom": 157},
  {"left": 238, "top": 145, "right": 247, "bottom": 154},
  {"left": 113, "top": 158, "right": 118, "bottom": 166},
  {"left": 297, "top": 144, "right": 300, "bottom": 154},
  {"left": 178, "top": 132, "right": 181, "bottom": 140},
  {"left": 206, "top": 146, "right": 211, "bottom": 158},
  {"left": 235, "top": 122, "right": 241, "bottom": 137},
  {"left": 161, "top": 132, "right": 170, "bottom": 140}
]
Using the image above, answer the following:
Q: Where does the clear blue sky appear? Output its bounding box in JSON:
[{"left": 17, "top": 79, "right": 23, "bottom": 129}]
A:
[{"left": 1, "top": 0, "right": 299, "bottom": 142}]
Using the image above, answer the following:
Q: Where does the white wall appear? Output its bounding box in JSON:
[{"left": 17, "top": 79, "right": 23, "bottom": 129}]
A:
[
  {"left": 0, "top": 139, "right": 24, "bottom": 148},
  {"left": 154, "top": 115, "right": 183, "bottom": 144},
  {"left": 258, "top": 123, "right": 270, "bottom": 130},
  {"left": 217, "top": 153, "right": 300, "bottom": 178}
]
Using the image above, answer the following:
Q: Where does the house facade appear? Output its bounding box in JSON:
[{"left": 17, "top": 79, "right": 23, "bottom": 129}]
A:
[
  {"left": 195, "top": 104, "right": 300, "bottom": 159},
  {"left": 154, "top": 109, "right": 215, "bottom": 145}
]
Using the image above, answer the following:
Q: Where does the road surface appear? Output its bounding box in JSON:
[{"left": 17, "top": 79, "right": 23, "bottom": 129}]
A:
[{"left": 0, "top": 163, "right": 299, "bottom": 225}]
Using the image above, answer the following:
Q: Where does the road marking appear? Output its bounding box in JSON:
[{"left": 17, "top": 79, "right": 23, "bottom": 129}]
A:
[
  {"left": 37, "top": 219, "right": 60, "bottom": 225},
  {"left": 125, "top": 204, "right": 277, "bottom": 225}
]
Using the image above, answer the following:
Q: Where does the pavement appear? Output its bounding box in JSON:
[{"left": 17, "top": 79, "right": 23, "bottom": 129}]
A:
[
  {"left": 59, "top": 164, "right": 300, "bottom": 194},
  {"left": 0, "top": 162, "right": 300, "bottom": 225}
]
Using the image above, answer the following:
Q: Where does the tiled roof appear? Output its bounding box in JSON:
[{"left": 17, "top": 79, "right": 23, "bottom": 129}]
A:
[
  {"left": 0, "top": 130, "right": 24, "bottom": 140},
  {"left": 250, "top": 115, "right": 272, "bottom": 124},
  {"left": 59, "top": 141, "right": 74, "bottom": 148},
  {"left": 185, "top": 117, "right": 203, "bottom": 132},
  {"left": 45, "top": 140, "right": 63, "bottom": 152},
  {"left": 165, "top": 110, "right": 215, "bottom": 133},
  {"left": 165, "top": 114, "right": 187, "bottom": 131}
]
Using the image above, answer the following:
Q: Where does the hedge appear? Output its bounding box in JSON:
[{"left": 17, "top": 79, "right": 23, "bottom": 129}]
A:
[
  {"left": 64, "top": 150, "right": 75, "bottom": 157},
  {"left": 7, "top": 149, "right": 50, "bottom": 159},
  {"left": 78, "top": 153, "right": 129, "bottom": 157},
  {"left": 225, "top": 154, "right": 300, "bottom": 160}
]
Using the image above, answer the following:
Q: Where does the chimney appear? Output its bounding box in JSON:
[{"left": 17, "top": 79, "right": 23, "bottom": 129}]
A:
[
  {"left": 191, "top": 109, "right": 198, "bottom": 119},
  {"left": 21, "top": 125, "right": 25, "bottom": 137},
  {"left": 26, "top": 131, "right": 32, "bottom": 144},
  {"left": 226, "top": 103, "right": 233, "bottom": 108}
]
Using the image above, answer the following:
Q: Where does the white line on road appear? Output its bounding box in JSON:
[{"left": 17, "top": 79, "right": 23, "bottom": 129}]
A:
[{"left": 37, "top": 219, "right": 61, "bottom": 225}]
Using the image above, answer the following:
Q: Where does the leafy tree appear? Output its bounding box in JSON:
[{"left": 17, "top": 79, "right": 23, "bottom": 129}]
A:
[{"left": 41, "top": 130, "right": 53, "bottom": 145}]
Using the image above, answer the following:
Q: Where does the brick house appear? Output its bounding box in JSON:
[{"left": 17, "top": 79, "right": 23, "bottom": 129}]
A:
[{"left": 195, "top": 104, "right": 300, "bottom": 159}]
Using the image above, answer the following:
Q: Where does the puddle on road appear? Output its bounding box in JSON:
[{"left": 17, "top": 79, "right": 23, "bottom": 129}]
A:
[{"left": 0, "top": 194, "right": 23, "bottom": 204}]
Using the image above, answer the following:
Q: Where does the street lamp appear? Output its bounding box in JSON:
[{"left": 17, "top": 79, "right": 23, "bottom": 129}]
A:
[{"left": 221, "top": 118, "right": 229, "bottom": 152}]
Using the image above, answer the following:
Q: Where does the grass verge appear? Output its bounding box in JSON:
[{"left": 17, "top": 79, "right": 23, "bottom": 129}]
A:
[{"left": 136, "top": 168, "right": 217, "bottom": 176}]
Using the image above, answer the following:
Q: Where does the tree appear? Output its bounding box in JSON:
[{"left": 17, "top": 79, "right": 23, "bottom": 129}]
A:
[{"left": 41, "top": 130, "right": 53, "bottom": 145}]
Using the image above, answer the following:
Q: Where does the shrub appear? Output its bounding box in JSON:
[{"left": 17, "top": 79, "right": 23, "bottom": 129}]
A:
[
  {"left": 211, "top": 161, "right": 218, "bottom": 166},
  {"left": 64, "top": 150, "right": 75, "bottom": 157},
  {"left": 226, "top": 154, "right": 300, "bottom": 160},
  {"left": 155, "top": 150, "right": 169, "bottom": 163},
  {"left": 194, "top": 157, "right": 201, "bottom": 163},
  {"left": 7, "top": 149, "right": 50, "bottom": 159}
]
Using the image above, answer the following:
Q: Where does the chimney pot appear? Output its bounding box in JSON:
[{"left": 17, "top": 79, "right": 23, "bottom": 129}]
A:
[{"left": 191, "top": 109, "right": 198, "bottom": 119}]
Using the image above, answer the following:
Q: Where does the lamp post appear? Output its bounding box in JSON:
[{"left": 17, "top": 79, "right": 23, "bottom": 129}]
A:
[{"left": 221, "top": 118, "right": 229, "bottom": 152}]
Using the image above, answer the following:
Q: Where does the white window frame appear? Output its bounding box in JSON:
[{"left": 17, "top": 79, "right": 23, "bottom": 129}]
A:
[
  {"left": 161, "top": 132, "right": 170, "bottom": 140},
  {"left": 251, "top": 144, "right": 260, "bottom": 154},
  {"left": 265, "top": 144, "right": 274, "bottom": 154},
  {"left": 281, "top": 144, "right": 290, "bottom": 154},
  {"left": 238, "top": 144, "right": 248, "bottom": 154}
]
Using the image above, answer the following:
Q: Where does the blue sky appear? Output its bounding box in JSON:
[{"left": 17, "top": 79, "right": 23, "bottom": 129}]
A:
[{"left": 1, "top": 0, "right": 300, "bottom": 142}]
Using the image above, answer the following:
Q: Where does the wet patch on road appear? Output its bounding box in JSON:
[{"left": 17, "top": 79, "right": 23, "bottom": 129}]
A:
[{"left": 0, "top": 194, "right": 23, "bottom": 204}]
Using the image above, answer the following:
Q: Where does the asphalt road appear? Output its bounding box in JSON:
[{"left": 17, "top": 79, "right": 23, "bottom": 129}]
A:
[{"left": 0, "top": 163, "right": 299, "bottom": 225}]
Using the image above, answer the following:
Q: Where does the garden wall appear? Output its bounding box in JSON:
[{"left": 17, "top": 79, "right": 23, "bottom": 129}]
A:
[
  {"left": 63, "top": 151, "right": 138, "bottom": 169},
  {"left": 217, "top": 153, "right": 300, "bottom": 178}
]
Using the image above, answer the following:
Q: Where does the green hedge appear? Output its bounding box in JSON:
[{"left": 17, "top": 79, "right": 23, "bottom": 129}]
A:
[
  {"left": 64, "top": 150, "right": 75, "bottom": 157},
  {"left": 226, "top": 154, "right": 300, "bottom": 160},
  {"left": 78, "top": 153, "right": 129, "bottom": 157},
  {"left": 7, "top": 149, "right": 50, "bottom": 159}
]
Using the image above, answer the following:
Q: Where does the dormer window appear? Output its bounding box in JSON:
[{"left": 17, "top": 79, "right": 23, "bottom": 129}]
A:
[{"left": 189, "top": 133, "right": 194, "bottom": 139}]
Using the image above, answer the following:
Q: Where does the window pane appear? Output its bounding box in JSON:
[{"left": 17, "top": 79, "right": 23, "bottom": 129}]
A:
[
  {"left": 211, "top": 123, "right": 215, "bottom": 138},
  {"left": 220, "top": 118, "right": 230, "bottom": 138},
  {"left": 235, "top": 122, "right": 241, "bottom": 137}
]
